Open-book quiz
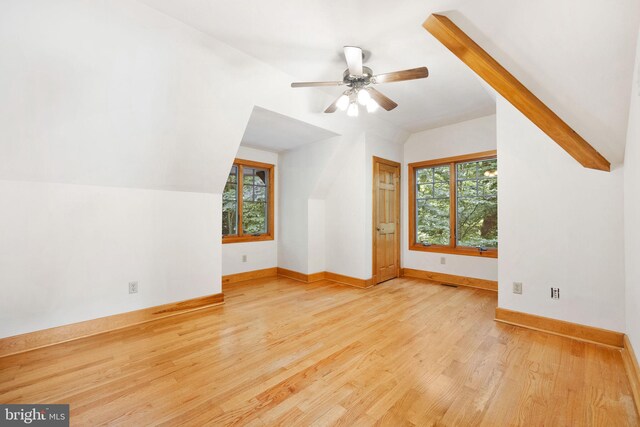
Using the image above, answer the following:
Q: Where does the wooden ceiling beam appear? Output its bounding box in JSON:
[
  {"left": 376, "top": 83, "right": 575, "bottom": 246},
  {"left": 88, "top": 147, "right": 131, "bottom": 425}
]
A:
[{"left": 423, "top": 14, "right": 611, "bottom": 172}]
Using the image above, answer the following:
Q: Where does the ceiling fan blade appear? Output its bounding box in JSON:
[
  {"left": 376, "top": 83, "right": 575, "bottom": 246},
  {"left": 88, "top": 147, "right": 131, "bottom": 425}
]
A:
[
  {"left": 372, "top": 67, "right": 429, "bottom": 84},
  {"left": 291, "top": 81, "right": 344, "bottom": 88},
  {"left": 344, "top": 46, "right": 363, "bottom": 76},
  {"left": 367, "top": 88, "right": 398, "bottom": 111},
  {"left": 324, "top": 95, "right": 342, "bottom": 113}
]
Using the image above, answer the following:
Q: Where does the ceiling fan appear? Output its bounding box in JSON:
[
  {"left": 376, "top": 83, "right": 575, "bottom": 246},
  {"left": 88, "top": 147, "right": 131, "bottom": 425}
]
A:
[{"left": 291, "top": 46, "right": 429, "bottom": 116}]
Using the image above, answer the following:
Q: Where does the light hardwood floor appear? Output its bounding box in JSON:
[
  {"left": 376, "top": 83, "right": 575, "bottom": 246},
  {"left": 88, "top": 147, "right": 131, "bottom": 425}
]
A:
[{"left": 1, "top": 277, "right": 638, "bottom": 426}]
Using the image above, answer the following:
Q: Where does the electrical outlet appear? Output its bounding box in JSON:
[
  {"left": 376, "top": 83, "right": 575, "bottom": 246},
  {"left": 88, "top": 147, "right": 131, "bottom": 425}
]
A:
[
  {"left": 513, "top": 282, "right": 523, "bottom": 294},
  {"left": 242, "top": 255, "right": 247, "bottom": 263},
  {"left": 440, "top": 257, "right": 446, "bottom": 265},
  {"left": 551, "top": 287, "right": 560, "bottom": 299},
  {"left": 128, "top": 281, "right": 138, "bottom": 294}
]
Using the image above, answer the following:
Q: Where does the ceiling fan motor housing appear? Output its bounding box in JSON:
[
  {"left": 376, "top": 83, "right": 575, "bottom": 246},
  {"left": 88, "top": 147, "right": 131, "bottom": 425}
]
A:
[{"left": 343, "top": 66, "right": 373, "bottom": 88}]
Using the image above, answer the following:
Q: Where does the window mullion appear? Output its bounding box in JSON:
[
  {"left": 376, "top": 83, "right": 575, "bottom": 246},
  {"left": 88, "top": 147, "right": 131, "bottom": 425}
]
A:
[
  {"left": 237, "top": 164, "right": 244, "bottom": 237},
  {"left": 449, "top": 162, "right": 457, "bottom": 248}
]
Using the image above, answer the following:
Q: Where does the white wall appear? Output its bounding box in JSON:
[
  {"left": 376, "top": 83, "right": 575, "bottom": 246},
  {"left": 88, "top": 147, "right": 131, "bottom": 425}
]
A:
[
  {"left": 307, "top": 198, "right": 326, "bottom": 274},
  {"left": 0, "top": 181, "right": 220, "bottom": 338},
  {"left": 276, "top": 130, "right": 405, "bottom": 281},
  {"left": 0, "top": 1, "right": 398, "bottom": 194},
  {"left": 278, "top": 137, "right": 344, "bottom": 274},
  {"left": 221, "top": 146, "right": 278, "bottom": 276},
  {"left": 402, "top": 115, "right": 498, "bottom": 281},
  {"left": 497, "top": 98, "right": 625, "bottom": 331},
  {"left": 625, "top": 30, "right": 640, "bottom": 350},
  {"left": 0, "top": 0, "right": 404, "bottom": 338},
  {"left": 278, "top": 132, "right": 402, "bottom": 280},
  {"left": 324, "top": 135, "right": 368, "bottom": 278}
]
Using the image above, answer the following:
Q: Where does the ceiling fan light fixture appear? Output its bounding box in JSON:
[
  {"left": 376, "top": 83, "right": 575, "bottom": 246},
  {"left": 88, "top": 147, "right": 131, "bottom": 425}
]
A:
[
  {"left": 366, "top": 98, "right": 379, "bottom": 113},
  {"left": 347, "top": 102, "right": 359, "bottom": 117},
  {"left": 336, "top": 94, "right": 349, "bottom": 111},
  {"left": 357, "top": 89, "right": 371, "bottom": 105}
]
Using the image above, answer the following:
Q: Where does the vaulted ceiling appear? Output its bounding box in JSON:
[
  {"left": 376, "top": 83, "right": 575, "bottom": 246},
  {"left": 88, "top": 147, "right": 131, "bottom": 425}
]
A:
[{"left": 141, "top": 0, "right": 639, "bottom": 163}]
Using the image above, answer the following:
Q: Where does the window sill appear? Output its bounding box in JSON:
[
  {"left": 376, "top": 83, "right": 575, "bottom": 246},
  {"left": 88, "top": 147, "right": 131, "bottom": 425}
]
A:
[
  {"left": 409, "top": 244, "right": 498, "bottom": 258},
  {"left": 223, "top": 234, "right": 274, "bottom": 244}
]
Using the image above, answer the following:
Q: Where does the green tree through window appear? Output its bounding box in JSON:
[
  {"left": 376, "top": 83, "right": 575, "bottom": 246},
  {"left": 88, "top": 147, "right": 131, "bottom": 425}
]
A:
[
  {"left": 242, "top": 167, "right": 268, "bottom": 235},
  {"left": 416, "top": 165, "right": 450, "bottom": 245},
  {"left": 222, "top": 160, "right": 274, "bottom": 243},
  {"left": 410, "top": 152, "right": 498, "bottom": 257},
  {"left": 456, "top": 159, "right": 498, "bottom": 248},
  {"left": 222, "top": 166, "right": 238, "bottom": 236}
]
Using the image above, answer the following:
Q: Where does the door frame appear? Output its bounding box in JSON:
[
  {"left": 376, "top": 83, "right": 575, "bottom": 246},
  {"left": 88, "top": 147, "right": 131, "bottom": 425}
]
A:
[{"left": 372, "top": 156, "right": 402, "bottom": 284}]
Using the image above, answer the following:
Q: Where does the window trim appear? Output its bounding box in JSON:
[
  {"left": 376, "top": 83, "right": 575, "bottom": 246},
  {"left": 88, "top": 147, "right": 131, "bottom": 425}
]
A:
[
  {"left": 408, "top": 150, "right": 498, "bottom": 258},
  {"left": 222, "top": 158, "right": 275, "bottom": 244}
]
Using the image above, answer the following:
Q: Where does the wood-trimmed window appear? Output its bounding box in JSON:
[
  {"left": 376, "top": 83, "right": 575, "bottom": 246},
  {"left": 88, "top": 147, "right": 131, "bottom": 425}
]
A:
[
  {"left": 408, "top": 150, "right": 498, "bottom": 258},
  {"left": 222, "top": 158, "right": 274, "bottom": 244}
]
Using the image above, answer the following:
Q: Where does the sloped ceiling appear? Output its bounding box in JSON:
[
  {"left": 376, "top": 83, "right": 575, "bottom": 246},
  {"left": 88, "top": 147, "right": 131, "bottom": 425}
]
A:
[
  {"left": 241, "top": 107, "right": 338, "bottom": 152},
  {"left": 140, "top": 0, "right": 639, "bottom": 164}
]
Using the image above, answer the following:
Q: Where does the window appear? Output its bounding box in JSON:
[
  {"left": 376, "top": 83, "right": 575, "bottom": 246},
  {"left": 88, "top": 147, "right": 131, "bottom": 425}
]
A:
[
  {"left": 409, "top": 151, "right": 497, "bottom": 257},
  {"left": 222, "top": 159, "right": 274, "bottom": 243}
]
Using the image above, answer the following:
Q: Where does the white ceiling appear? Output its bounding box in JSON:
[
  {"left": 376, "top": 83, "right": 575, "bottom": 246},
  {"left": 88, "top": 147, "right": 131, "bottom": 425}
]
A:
[
  {"left": 241, "top": 106, "right": 338, "bottom": 152},
  {"left": 139, "top": 0, "right": 496, "bottom": 134},
  {"left": 140, "top": 0, "right": 639, "bottom": 163}
]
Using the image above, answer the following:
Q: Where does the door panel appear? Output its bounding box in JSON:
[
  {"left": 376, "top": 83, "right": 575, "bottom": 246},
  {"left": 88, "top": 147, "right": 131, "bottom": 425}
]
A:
[{"left": 373, "top": 158, "right": 400, "bottom": 284}]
